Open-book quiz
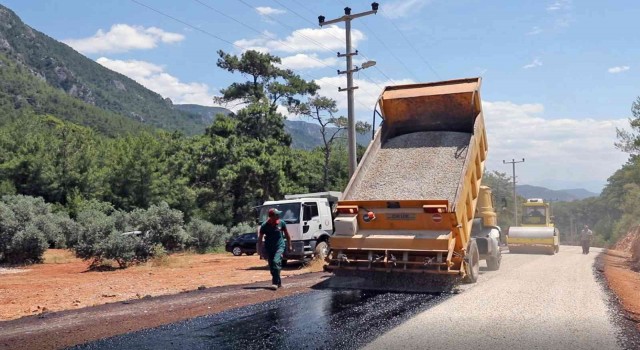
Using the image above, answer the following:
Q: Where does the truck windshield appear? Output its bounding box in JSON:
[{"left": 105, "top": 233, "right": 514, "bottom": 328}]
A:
[
  {"left": 259, "top": 203, "right": 301, "bottom": 224},
  {"left": 522, "top": 206, "right": 546, "bottom": 224}
]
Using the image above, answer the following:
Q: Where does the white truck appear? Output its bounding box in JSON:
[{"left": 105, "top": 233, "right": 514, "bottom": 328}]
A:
[{"left": 256, "top": 192, "right": 341, "bottom": 264}]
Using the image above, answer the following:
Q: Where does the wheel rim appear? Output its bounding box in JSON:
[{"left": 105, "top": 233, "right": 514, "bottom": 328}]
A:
[{"left": 233, "top": 247, "right": 242, "bottom": 255}]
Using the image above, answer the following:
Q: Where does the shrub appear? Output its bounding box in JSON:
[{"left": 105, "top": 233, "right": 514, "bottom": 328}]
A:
[
  {"left": 74, "top": 210, "right": 116, "bottom": 264},
  {"left": 33, "top": 214, "right": 65, "bottom": 248},
  {"left": 5, "top": 225, "right": 48, "bottom": 264},
  {"left": 187, "top": 219, "right": 229, "bottom": 253},
  {"left": 100, "top": 232, "right": 139, "bottom": 268},
  {"left": 2, "top": 195, "right": 50, "bottom": 225},
  {"left": 135, "top": 202, "right": 189, "bottom": 251},
  {"left": 230, "top": 222, "right": 255, "bottom": 238}
]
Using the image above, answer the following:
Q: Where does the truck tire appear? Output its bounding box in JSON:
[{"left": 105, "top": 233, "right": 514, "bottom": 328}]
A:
[
  {"left": 232, "top": 246, "right": 242, "bottom": 256},
  {"left": 555, "top": 245, "right": 560, "bottom": 254},
  {"left": 463, "top": 240, "right": 480, "bottom": 283},
  {"left": 486, "top": 249, "right": 501, "bottom": 271},
  {"left": 314, "top": 241, "right": 329, "bottom": 260}
]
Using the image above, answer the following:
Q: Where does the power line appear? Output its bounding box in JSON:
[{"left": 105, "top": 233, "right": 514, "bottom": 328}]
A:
[
  {"left": 280, "top": 0, "right": 397, "bottom": 85},
  {"left": 359, "top": 21, "right": 419, "bottom": 80},
  {"left": 130, "top": 0, "right": 377, "bottom": 112},
  {"left": 384, "top": 16, "right": 441, "bottom": 79},
  {"left": 192, "top": 0, "right": 341, "bottom": 74}
]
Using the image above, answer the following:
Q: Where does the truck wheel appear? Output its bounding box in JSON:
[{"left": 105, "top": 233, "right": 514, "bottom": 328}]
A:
[
  {"left": 463, "top": 240, "right": 480, "bottom": 283},
  {"left": 232, "top": 246, "right": 242, "bottom": 256},
  {"left": 486, "top": 250, "right": 501, "bottom": 271},
  {"left": 314, "top": 241, "right": 329, "bottom": 260},
  {"left": 555, "top": 245, "right": 560, "bottom": 253}
]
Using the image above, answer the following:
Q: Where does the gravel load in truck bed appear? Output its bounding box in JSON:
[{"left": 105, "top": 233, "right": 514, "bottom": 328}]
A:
[{"left": 347, "top": 131, "right": 471, "bottom": 202}]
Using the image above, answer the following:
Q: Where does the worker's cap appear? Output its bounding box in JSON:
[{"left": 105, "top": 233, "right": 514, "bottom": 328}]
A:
[{"left": 268, "top": 208, "right": 283, "bottom": 217}]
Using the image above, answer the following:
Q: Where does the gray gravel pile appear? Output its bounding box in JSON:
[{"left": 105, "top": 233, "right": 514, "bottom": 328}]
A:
[{"left": 347, "top": 131, "right": 471, "bottom": 202}]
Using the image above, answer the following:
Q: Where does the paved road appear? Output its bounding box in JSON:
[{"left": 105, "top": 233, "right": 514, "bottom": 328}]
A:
[
  {"left": 367, "top": 245, "right": 621, "bottom": 350},
  {"left": 72, "top": 246, "right": 625, "bottom": 350}
]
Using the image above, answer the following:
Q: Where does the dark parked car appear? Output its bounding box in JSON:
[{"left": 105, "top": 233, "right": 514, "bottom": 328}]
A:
[{"left": 225, "top": 232, "right": 258, "bottom": 256}]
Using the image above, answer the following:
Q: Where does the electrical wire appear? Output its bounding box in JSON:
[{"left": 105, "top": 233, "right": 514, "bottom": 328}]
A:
[{"left": 130, "top": 0, "right": 377, "bottom": 112}]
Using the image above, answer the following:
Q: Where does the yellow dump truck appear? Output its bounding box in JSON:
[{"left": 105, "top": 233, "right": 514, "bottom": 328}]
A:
[
  {"left": 507, "top": 198, "right": 560, "bottom": 254},
  {"left": 325, "top": 77, "right": 491, "bottom": 292}
]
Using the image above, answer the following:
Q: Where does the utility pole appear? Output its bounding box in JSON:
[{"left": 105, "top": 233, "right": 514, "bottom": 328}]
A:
[
  {"left": 319, "top": 3, "right": 379, "bottom": 176},
  {"left": 503, "top": 158, "right": 525, "bottom": 226}
]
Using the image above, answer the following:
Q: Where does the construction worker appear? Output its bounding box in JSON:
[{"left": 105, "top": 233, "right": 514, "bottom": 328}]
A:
[
  {"left": 580, "top": 225, "right": 593, "bottom": 254},
  {"left": 258, "top": 208, "right": 292, "bottom": 290}
]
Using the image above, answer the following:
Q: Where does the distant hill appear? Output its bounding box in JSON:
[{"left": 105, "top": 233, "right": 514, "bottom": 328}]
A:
[
  {"left": 0, "top": 5, "right": 205, "bottom": 135},
  {"left": 174, "top": 104, "right": 372, "bottom": 150},
  {"left": 516, "top": 185, "right": 598, "bottom": 202}
]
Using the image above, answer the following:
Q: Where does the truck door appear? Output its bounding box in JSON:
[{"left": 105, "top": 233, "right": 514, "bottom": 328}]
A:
[{"left": 302, "top": 202, "right": 321, "bottom": 240}]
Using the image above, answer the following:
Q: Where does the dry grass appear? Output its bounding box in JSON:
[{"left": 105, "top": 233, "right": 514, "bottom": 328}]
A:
[{"left": 43, "top": 249, "right": 77, "bottom": 264}]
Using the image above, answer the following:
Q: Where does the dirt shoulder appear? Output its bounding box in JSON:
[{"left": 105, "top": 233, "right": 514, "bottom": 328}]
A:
[
  {"left": 603, "top": 249, "right": 640, "bottom": 330},
  {"left": 0, "top": 271, "right": 330, "bottom": 350},
  {"left": 0, "top": 249, "right": 322, "bottom": 321}
]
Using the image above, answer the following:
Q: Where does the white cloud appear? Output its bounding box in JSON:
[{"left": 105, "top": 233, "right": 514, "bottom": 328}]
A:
[
  {"left": 234, "top": 25, "right": 365, "bottom": 53},
  {"left": 527, "top": 26, "right": 542, "bottom": 35},
  {"left": 255, "top": 6, "right": 286, "bottom": 16},
  {"left": 279, "top": 54, "right": 339, "bottom": 70},
  {"left": 382, "top": 0, "right": 432, "bottom": 19},
  {"left": 483, "top": 100, "right": 628, "bottom": 191},
  {"left": 608, "top": 66, "right": 630, "bottom": 74},
  {"left": 96, "top": 57, "right": 215, "bottom": 105},
  {"left": 546, "top": 0, "right": 571, "bottom": 11},
  {"left": 64, "top": 24, "right": 184, "bottom": 54},
  {"left": 523, "top": 58, "right": 543, "bottom": 69}
]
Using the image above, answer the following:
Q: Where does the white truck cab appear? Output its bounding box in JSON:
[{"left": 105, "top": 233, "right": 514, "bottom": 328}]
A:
[{"left": 257, "top": 192, "right": 341, "bottom": 262}]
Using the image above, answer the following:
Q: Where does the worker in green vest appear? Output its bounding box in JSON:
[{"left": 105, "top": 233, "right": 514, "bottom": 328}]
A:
[{"left": 258, "top": 208, "right": 292, "bottom": 290}]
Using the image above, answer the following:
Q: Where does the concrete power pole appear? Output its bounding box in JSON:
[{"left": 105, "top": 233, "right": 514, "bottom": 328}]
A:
[
  {"left": 503, "top": 158, "right": 525, "bottom": 226},
  {"left": 318, "top": 3, "right": 378, "bottom": 176}
]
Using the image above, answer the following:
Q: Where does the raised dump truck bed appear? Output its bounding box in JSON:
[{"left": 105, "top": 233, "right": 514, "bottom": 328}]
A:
[{"left": 326, "top": 78, "right": 487, "bottom": 292}]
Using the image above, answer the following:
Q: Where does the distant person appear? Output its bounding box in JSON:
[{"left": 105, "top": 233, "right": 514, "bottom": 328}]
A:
[
  {"left": 580, "top": 225, "right": 593, "bottom": 254},
  {"left": 258, "top": 208, "right": 292, "bottom": 290}
]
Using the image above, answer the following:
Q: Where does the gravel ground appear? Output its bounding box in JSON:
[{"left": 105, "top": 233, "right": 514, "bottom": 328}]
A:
[
  {"left": 366, "top": 246, "right": 623, "bottom": 350},
  {"left": 347, "top": 131, "right": 471, "bottom": 202}
]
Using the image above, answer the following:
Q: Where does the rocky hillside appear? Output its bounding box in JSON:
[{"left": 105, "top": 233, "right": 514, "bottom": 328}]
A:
[{"left": 0, "top": 4, "right": 205, "bottom": 135}]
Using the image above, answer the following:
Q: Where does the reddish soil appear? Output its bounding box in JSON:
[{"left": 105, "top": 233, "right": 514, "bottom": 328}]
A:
[
  {"left": 0, "top": 249, "right": 322, "bottom": 321},
  {"left": 604, "top": 249, "right": 640, "bottom": 331}
]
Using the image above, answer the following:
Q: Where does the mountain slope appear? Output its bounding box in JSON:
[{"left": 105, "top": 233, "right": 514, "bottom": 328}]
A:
[
  {"left": 0, "top": 5, "right": 206, "bottom": 135},
  {"left": 516, "top": 184, "right": 598, "bottom": 201},
  {"left": 0, "top": 53, "right": 150, "bottom": 135}
]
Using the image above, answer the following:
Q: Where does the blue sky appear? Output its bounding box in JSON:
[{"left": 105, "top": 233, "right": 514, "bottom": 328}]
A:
[{"left": 3, "top": 0, "right": 639, "bottom": 192}]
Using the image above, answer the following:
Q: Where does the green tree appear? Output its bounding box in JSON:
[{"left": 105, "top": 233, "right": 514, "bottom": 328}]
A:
[{"left": 289, "top": 96, "right": 371, "bottom": 190}]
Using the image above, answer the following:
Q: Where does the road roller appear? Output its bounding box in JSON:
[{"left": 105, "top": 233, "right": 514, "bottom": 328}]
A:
[{"left": 507, "top": 198, "right": 560, "bottom": 255}]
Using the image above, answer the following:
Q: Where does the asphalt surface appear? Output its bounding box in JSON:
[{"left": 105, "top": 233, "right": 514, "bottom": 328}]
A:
[
  {"left": 73, "top": 289, "right": 449, "bottom": 350},
  {"left": 74, "top": 246, "right": 628, "bottom": 350}
]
